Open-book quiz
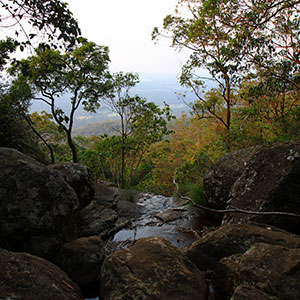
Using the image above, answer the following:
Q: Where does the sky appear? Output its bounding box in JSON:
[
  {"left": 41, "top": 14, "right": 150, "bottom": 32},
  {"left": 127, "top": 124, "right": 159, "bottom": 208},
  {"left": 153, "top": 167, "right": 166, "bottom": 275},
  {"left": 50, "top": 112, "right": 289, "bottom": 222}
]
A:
[{"left": 66, "top": 0, "right": 191, "bottom": 79}]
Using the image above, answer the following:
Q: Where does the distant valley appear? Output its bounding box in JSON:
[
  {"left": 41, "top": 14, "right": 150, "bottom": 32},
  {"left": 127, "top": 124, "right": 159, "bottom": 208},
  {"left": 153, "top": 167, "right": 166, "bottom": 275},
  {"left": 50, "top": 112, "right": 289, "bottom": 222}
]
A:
[{"left": 29, "top": 74, "right": 216, "bottom": 136}]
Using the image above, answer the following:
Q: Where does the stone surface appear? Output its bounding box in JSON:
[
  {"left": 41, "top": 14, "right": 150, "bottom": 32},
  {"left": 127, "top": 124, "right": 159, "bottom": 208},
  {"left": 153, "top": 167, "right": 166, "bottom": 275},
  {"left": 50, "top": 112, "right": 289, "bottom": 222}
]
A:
[
  {"left": 0, "top": 247, "right": 83, "bottom": 300},
  {"left": 214, "top": 243, "right": 300, "bottom": 300},
  {"left": 78, "top": 182, "right": 140, "bottom": 239},
  {"left": 94, "top": 181, "right": 122, "bottom": 209},
  {"left": 203, "top": 147, "right": 259, "bottom": 210},
  {"left": 78, "top": 203, "right": 119, "bottom": 239},
  {"left": 55, "top": 236, "right": 106, "bottom": 298},
  {"left": 0, "top": 147, "right": 79, "bottom": 260},
  {"left": 230, "top": 284, "right": 280, "bottom": 300},
  {"left": 185, "top": 223, "right": 300, "bottom": 270},
  {"left": 100, "top": 236, "right": 207, "bottom": 300},
  {"left": 116, "top": 200, "right": 141, "bottom": 221},
  {"left": 48, "top": 162, "right": 95, "bottom": 210},
  {"left": 223, "top": 142, "right": 300, "bottom": 234},
  {"left": 154, "top": 208, "right": 185, "bottom": 223}
]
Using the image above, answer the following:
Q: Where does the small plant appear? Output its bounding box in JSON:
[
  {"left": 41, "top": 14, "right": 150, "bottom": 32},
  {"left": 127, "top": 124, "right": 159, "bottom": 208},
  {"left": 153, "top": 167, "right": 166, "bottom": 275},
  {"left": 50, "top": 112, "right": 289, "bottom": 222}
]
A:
[
  {"left": 179, "top": 182, "right": 204, "bottom": 205},
  {"left": 120, "top": 189, "right": 138, "bottom": 203}
]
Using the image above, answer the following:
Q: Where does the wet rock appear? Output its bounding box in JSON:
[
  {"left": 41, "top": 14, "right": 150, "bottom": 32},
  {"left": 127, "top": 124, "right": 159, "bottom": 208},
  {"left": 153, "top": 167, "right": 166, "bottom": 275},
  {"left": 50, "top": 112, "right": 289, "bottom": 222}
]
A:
[
  {"left": 78, "top": 203, "right": 119, "bottom": 239},
  {"left": 100, "top": 236, "right": 207, "bottom": 300},
  {"left": 185, "top": 223, "right": 300, "bottom": 270},
  {"left": 223, "top": 142, "right": 300, "bottom": 234},
  {"left": 214, "top": 243, "right": 300, "bottom": 300},
  {"left": 55, "top": 236, "right": 106, "bottom": 298},
  {"left": 203, "top": 147, "right": 259, "bottom": 210},
  {"left": 154, "top": 208, "right": 185, "bottom": 223},
  {"left": 48, "top": 162, "right": 95, "bottom": 210},
  {"left": 0, "top": 247, "right": 83, "bottom": 300},
  {"left": 0, "top": 147, "right": 79, "bottom": 260}
]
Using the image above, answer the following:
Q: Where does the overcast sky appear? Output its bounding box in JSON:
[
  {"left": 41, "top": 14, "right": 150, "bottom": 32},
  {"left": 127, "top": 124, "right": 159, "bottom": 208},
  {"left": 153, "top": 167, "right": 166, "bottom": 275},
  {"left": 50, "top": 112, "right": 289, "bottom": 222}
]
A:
[{"left": 66, "top": 0, "right": 191, "bottom": 79}]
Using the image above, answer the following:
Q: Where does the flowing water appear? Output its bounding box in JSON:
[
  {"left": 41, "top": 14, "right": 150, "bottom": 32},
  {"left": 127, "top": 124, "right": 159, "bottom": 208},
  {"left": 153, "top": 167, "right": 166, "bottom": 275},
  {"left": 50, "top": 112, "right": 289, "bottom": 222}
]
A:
[
  {"left": 112, "top": 193, "right": 206, "bottom": 249},
  {"left": 85, "top": 193, "right": 208, "bottom": 300}
]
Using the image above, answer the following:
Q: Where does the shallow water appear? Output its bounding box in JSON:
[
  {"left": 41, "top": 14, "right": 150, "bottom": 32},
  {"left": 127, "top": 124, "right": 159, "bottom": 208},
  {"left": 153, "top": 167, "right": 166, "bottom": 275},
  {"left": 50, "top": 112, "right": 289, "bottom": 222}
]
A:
[{"left": 113, "top": 193, "right": 205, "bottom": 248}]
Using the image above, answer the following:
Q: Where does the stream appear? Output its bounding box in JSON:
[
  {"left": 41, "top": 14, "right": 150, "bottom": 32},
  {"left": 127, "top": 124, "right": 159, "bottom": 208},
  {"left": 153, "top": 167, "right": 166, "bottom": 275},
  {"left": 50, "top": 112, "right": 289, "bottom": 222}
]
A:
[
  {"left": 111, "top": 193, "right": 207, "bottom": 249},
  {"left": 85, "top": 192, "right": 208, "bottom": 300}
]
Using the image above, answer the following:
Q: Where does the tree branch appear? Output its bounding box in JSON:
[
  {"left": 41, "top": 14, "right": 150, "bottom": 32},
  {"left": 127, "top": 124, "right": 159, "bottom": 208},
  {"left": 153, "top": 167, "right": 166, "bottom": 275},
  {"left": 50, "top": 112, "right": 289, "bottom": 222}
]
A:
[{"left": 173, "top": 173, "right": 300, "bottom": 218}]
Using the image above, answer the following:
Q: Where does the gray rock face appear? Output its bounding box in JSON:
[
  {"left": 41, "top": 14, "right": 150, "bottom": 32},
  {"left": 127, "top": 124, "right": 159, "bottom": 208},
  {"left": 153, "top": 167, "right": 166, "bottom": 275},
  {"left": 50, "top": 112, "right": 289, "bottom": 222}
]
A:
[
  {"left": 100, "top": 236, "right": 207, "bottom": 300},
  {"left": 55, "top": 236, "right": 106, "bottom": 298},
  {"left": 203, "top": 147, "right": 258, "bottom": 210},
  {"left": 185, "top": 223, "right": 300, "bottom": 270},
  {"left": 78, "top": 203, "right": 119, "bottom": 239},
  {"left": 78, "top": 182, "right": 140, "bottom": 239},
  {"left": 48, "top": 162, "right": 95, "bottom": 210},
  {"left": 0, "top": 148, "right": 80, "bottom": 259},
  {"left": 223, "top": 142, "right": 300, "bottom": 234},
  {"left": 0, "top": 247, "right": 83, "bottom": 300},
  {"left": 214, "top": 243, "right": 300, "bottom": 300}
]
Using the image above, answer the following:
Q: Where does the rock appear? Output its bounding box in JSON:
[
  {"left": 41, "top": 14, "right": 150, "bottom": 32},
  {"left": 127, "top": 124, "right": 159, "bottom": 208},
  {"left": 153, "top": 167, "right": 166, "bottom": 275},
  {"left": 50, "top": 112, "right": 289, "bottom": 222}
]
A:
[
  {"left": 78, "top": 182, "right": 139, "bottom": 239},
  {"left": 78, "top": 203, "right": 119, "bottom": 239},
  {"left": 55, "top": 236, "right": 106, "bottom": 298},
  {"left": 100, "top": 236, "right": 207, "bottom": 300},
  {"left": 230, "top": 284, "right": 280, "bottom": 300},
  {"left": 94, "top": 181, "right": 123, "bottom": 208},
  {"left": 0, "top": 148, "right": 79, "bottom": 260},
  {"left": 214, "top": 243, "right": 300, "bottom": 300},
  {"left": 116, "top": 200, "right": 141, "bottom": 221},
  {"left": 154, "top": 208, "right": 184, "bottom": 223},
  {"left": 203, "top": 147, "right": 259, "bottom": 210},
  {"left": 223, "top": 142, "right": 300, "bottom": 234},
  {"left": 185, "top": 223, "right": 300, "bottom": 270},
  {"left": 48, "top": 162, "right": 95, "bottom": 210},
  {"left": 0, "top": 247, "right": 83, "bottom": 300}
]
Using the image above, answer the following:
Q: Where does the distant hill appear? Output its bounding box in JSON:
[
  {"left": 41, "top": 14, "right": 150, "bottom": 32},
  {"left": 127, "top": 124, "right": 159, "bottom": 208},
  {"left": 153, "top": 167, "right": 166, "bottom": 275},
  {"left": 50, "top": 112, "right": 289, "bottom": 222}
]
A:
[{"left": 73, "top": 119, "right": 121, "bottom": 137}]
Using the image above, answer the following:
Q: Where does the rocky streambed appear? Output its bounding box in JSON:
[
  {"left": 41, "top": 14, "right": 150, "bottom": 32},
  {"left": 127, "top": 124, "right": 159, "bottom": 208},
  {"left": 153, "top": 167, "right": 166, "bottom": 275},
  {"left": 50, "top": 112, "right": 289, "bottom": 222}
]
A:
[
  {"left": 1, "top": 144, "right": 300, "bottom": 300},
  {"left": 112, "top": 193, "right": 209, "bottom": 249}
]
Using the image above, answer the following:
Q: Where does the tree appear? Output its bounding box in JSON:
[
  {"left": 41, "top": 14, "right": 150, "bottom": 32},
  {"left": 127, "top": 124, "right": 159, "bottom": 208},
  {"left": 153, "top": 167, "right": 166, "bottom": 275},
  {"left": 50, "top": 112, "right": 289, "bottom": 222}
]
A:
[
  {"left": 10, "top": 40, "right": 111, "bottom": 162},
  {"left": 0, "top": 75, "right": 51, "bottom": 161},
  {"left": 0, "top": 0, "right": 81, "bottom": 50},
  {"left": 104, "top": 72, "right": 174, "bottom": 188},
  {"left": 152, "top": 0, "right": 246, "bottom": 149}
]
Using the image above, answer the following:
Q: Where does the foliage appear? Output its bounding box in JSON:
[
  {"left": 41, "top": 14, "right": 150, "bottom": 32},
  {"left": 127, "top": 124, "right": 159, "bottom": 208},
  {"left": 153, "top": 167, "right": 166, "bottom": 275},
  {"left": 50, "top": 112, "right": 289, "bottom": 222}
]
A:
[
  {"left": 0, "top": 80, "right": 48, "bottom": 161},
  {"left": 152, "top": 0, "right": 247, "bottom": 150},
  {"left": 103, "top": 72, "right": 174, "bottom": 188},
  {"left": 10, "top": 40, "right": 111, "bottom": 162},
  {"left": 0, "top": 0, "right": 81, "bottom": 50}
]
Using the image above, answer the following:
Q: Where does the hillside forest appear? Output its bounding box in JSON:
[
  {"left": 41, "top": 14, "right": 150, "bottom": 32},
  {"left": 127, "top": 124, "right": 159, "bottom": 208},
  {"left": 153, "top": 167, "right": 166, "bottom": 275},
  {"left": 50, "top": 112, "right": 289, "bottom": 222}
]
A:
[{"left": 1, "top": 0, "right": 300, "bottom": 202}]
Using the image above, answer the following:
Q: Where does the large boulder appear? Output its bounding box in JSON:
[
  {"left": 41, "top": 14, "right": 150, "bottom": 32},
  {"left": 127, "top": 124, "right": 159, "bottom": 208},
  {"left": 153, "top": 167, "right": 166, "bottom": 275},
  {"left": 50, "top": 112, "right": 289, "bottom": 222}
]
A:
[
  {"left": 78, "top": 182, "right": 137, "bottom": 239},
  {"left": 223, "top": 142, "right": 300, "bottom": 234},
  {"left": 55, "top": 236, "right": 106, "bottom": 298},
  {"left": 214, "top": 243, "right": 300, "bottom": 300},
  {"left": 0, "top": 247, "right": 83, "bottom": 300},
  {"left": 203, "top": 147, "right": 259, "bottom": 210},
  {"left": 48, "top": 162, "right": 95, "bottom": 210},
  {"left": 100, "top": 236, "right": 207, "bottom": 300},
  {"left": 185, "top": 223, "right": 300, "bottom": 270},
  {"left": 78, "top": 203, "right": 119, "bottom": 239},
  {"left": 0, "top": 148, "right": 80, "bottom": 259}
]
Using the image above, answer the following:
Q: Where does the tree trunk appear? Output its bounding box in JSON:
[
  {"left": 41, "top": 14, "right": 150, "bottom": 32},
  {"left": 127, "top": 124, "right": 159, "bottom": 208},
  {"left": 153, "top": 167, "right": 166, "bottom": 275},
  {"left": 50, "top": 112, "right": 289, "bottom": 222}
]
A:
[
  {"left": 121, "top": 143, "right": 125, "bottom": 188},
  {"left": 225, "top": 75, "right": 231, "bottom": 150},
  {"left": 66, "top": 130, "right": 78, "bottom": 163}
]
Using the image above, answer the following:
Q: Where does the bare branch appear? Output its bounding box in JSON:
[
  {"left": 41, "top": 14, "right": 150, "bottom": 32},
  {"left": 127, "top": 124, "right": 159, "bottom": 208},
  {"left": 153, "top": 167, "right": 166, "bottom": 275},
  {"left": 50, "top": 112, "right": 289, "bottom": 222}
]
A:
[{"left": 173, "top": 173, "right": 300, "bottom": 218}]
